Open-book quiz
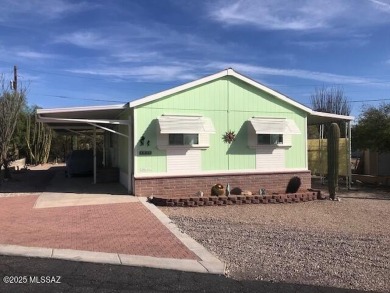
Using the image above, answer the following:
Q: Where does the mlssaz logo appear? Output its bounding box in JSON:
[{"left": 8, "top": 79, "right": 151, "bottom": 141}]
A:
[{"left": 30, "top": 276, "right": 61, "bottom": 284}]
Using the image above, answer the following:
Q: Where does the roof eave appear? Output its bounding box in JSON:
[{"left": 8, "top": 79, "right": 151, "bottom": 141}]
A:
[
  {"left": 227, "top": 70, "right": 312, "bottom": 113},
  {"left": 308, "top": 111, "right": 355, "bottom": 125},
  {"left": 310, "top": 111, "right": 354, "bottom": 121},
  {"left": 129, "top": 70, "right": 228, "bottom": 108}
]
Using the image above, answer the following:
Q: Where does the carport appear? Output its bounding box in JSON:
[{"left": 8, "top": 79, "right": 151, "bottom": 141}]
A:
[
  {"left": 37, "top": 104, "right": 133, "bottom": 193},
  {"left": 307, "top": 111, "right": 354, "bottom": 189}
]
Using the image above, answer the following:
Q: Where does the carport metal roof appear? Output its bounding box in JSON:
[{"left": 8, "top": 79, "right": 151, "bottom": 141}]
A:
[
  {"left": 37, "top": 104, "right": 129, "bottom": 137},
  {"left": 308, "top": 111, "right": 354, "bottom": 125}
]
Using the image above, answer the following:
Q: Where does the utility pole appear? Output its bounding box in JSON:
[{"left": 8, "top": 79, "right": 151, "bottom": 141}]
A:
[{"left": 13, "top": 65, "right": 17, "bottom": 91}]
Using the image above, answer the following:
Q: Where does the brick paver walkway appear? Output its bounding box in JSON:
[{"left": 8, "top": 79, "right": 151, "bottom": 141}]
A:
[{"left": 0, "top": 195, "right": 198, "bottom": 260}]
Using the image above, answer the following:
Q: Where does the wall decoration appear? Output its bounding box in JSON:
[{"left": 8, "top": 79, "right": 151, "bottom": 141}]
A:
[
  {"left": 222, "top": 130, "right": 236, "bottom": 144},
  {"left": 139, "top": 136, "right": 145, "bottom": 146}
]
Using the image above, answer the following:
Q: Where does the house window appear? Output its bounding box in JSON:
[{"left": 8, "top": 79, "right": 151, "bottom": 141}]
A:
[
  {"left": 257, "top": 134, "right": 283, "bottom": 145},
  {"left": 169, "top": 134, "right": 199, "bottom": 145}
]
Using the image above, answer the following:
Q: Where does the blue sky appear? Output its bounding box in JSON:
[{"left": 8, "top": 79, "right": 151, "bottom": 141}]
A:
[{"left": 1, "top": 0, "right": 389, "bottom": 117}]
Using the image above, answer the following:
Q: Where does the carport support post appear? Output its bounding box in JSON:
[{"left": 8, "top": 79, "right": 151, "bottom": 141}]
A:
[
  {"left": 347, "top": 121, "right": 352, "bottom": 189},
  {"left": 93, "top": 127, "right": 97, "bottom": 184},
  {"left": 320, "top": 124, "right": 325, "bottom": 185}
]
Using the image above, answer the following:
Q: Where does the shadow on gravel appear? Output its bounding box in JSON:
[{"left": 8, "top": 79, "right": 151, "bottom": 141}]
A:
[
  {"left": 311, "top": 177, "right": 390, "bottom": 201},
  {"left": 0, "top": 255, "right": 373, "bottom": 293},
  {"left": 339, "top": 195, "right": 390, "bottom": 201}
]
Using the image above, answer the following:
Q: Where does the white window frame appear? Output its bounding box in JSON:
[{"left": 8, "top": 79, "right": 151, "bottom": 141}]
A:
[
  {"left": 156, "top": 115, "right": 214, "bottom": 150},
  {"left": 257, "top": 134, "right": 284, "bottom": 145},
  {"left": 168, "top": 133, "right": 199, "bottom": 146},
  {"left": 248, "top": 117, "right": 299, "bottom": 149}
]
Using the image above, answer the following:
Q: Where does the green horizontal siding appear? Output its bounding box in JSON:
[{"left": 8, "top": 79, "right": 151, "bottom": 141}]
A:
[{"left": 134, "top": 76, "right": 307, "bottom": 174}]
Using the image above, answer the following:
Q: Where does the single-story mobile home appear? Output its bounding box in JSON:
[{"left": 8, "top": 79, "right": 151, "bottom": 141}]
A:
[{"left": 37, "top": 68, "right": 353, "bottom": 197}]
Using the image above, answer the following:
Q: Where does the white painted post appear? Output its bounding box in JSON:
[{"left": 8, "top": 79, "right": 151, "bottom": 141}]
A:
[
  {"left": 345, "top": 122, "right": 348, "bottom": 189},
  {"left": 102, "top": 135, "right": 106, "bottom": 167},
  {"left": 348, "top": 121, "right": 352, "bottom": 189},
  {"left": 319, "top": 124, "right": 325, "bottom": 185},
  {"left": 128, "top": 114, "right": 132, "bottom": 194}
]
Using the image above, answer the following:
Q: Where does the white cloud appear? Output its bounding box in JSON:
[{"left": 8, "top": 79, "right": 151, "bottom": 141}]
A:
[
  {"left": 209, "top": 0, "right": 390, "bottom": 31},
  {"left": 210, "top": 0, "right": 343, "bottom": 30},
  {"left": 367, "top": 0, "right": 390, "bottom": 13},
  {"left": 112, "top": 52, "right": 161, "bottom": 63},
  {"left": 16, "top": 50, "right": 58, "bottom": 59},
  {"left": 0, "top": 0, "right": 93, "bottom": 21},
  {"left": 53, "top": 23, "right": 228, "bottom": 72},
  {"left": 66, "top": 65, "right": 199, "bottom": 82},
  {"left": 207, "top": 62, "right": 381, "bottom": 85},
  {"left": 55, "top": 31, "right": 108, "bottom": 49},
  {"left": 53, "top": 25, "right": 216, "bottom": 82},
  {"left": 65, "top": 60, "right": 387, "bottom": 86},
  {"left": 290, "top": 34, "right": 370, "bottom": 49},
  {"left": 288, "top": 41, "right": 331, "bottom": 50}
]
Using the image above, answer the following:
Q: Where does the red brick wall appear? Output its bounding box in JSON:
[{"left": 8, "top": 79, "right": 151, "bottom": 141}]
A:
[{"left": 134, "top": 171, "right": 311, "bottom": 197}]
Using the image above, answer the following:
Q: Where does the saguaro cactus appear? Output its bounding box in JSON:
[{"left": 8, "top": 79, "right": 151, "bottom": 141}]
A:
[{"left": 327, "top": 123, "right": 340, "bottom": 200}]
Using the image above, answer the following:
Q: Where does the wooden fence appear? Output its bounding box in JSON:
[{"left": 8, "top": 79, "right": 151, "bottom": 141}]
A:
[{"left": 308, "top": 138, "right": 349, "bottom": 176}]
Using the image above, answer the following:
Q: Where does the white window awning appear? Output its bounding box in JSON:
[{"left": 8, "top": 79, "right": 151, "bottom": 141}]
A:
[
  {"left": 158, "top": 115, "right": 215, "bottom": 134},
  {"left": 249, "top": 117, "right": 301, "bottom": 134}
]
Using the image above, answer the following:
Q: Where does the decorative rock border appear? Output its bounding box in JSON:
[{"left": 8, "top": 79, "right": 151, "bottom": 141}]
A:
[{"left": 151, "top": 190, "right": 328, "bottom": 207}]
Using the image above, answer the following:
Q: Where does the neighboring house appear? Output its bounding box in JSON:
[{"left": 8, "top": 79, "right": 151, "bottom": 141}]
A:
[
  {"left": 37, "top": 68, "right": 354, "bottom": 197},
  {"left": 362, "top": 150, "right": 390, "bottom": 176}
]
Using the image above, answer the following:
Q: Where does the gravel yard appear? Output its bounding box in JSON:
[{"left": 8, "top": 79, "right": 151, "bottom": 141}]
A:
[{"left": 160, "top": 195, "right": 390, "bottom": 292}]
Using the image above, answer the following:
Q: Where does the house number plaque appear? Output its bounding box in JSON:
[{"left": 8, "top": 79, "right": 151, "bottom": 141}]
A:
[{"left": 139, "top": 151, "right": 152, "bottom": 155}]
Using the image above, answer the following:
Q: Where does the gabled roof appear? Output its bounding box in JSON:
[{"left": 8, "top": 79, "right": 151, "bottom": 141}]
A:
[
  {"left": 129, "top": 68, "right": 354, "bottom": 123},
  {"left": 36, "top": 68, "right": 354, "bottom": 131},
  {"left": 129, "top": 68, "right": 312, "bottom": 113}
]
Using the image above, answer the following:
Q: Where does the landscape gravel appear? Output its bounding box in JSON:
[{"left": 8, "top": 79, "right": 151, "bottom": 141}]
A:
[{"left": 160, "top": 197, "right": 390, "bottom": 292}]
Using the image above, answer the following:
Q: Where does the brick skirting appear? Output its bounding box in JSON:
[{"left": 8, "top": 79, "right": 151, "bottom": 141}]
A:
[{"left": 134, "top": 170, "right": 311, "bottom": 198}]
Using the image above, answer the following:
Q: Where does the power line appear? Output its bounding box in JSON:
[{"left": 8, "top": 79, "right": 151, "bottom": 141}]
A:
[
  {"left": 10, "top": 66, "right": 390, "bottom": 105},
  {"left": 39, "top": 94, "right": 127, "bottom": 103},
  {"left": 349, "top": 98, "right": 390, "bottom": 103},
  {"left": 16, "top": 66, "right": 390, "bottom": 87},
  {"left": 23, "top": 68, "right": 111, "bottom": 81}
]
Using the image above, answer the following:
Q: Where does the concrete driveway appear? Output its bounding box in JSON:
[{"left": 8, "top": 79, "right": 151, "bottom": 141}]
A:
[{"left": 0, "top": 165, "right": 224, "bottom": 274}]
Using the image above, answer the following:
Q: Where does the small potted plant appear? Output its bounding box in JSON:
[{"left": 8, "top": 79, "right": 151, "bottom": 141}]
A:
[{"left": 211, "top": 183, "right": 225, "bottom": 196}]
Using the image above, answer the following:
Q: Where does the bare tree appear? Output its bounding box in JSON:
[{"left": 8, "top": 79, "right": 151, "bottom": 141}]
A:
[
  {"left": 311, "top": 85, "right": 351, "bottom": 116},
  {"left": 310, "top": 85, "right": 351, "bottom": 138},
  {"left": 0, "top": 75, "right": 26, "bottom": 179}
]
